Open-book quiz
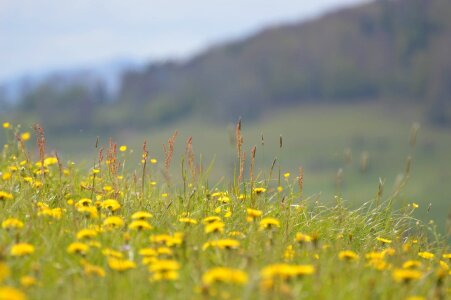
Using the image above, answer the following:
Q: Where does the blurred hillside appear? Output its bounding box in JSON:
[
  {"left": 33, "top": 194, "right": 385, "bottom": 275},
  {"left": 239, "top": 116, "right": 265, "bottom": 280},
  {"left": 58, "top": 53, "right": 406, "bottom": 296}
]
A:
[{"left": 2, "top": 0, "right": 451, "bottom": 133}]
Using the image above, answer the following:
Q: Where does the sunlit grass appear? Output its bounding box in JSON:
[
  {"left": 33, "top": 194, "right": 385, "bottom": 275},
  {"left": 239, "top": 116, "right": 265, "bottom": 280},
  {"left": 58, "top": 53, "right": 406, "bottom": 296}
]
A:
[{"left": 0, "top": 120, "right": 449, "bottom": 299}]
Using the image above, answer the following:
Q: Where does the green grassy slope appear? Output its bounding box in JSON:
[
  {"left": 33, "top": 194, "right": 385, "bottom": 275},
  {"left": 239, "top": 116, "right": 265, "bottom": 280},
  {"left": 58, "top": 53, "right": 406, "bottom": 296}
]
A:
[{"left": 9, "top": 102, "right": 449, "bottom": 231}]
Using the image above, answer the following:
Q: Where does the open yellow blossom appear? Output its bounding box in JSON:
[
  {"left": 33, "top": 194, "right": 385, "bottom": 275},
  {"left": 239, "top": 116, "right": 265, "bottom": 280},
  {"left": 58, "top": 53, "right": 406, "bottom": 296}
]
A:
[
  {"left": 77, "top": 206, "right": 98, "bottom": 219},
  {"left": 148, "top": 259, "right": 180, "bottom": 273},
  {"left": 179, "top": 217, "right": 197, "bottom": 224},
  {"left": 295, "top": 232, "right": 313, "bottom": 243},
  {"left": 202, "top": 267, "right": 248, "bottom": 286},
  {"left": 102, "top": 216, "right": 124, "bottom": 229},
  {"left": 205, "top": 221, "right": 225, "bottom": 234},
  {"left": 100, "top": 199, "right": 121, "bottom": 211},
  {"left": 2, "top": 172, "right": 11, "bottom": 180},
  {"left": 0, "top": 286, "right": 26, "bottom": 300},
  {"left": 20, "top": 275, "right": 38, "bottom": 287},
  {"left": 259, "top": 218, "right": 280, "bottom": 230},
  {"left": 246, "top": 208, "right": 262, "bottom": 222},
  {"left": 253, "top": 187, "right": 267, "bottom": 194},
  {"left": 119, "top": 145, "right": 127, "bottom": 152},
  {"left": 403, "top": 260, "right": 422, "bottom": 269},
  {"left": 442, "top": 253, "right": 451, "bottom": 259},
  {"left": 203, "top": 216, "right": 221, "bottom": 224},
  {"left": 0, "top": 262, "right": 10, "bottom": 283},
  {"left": 392, "top": 269, "right": 422, "bottom": 283},
  {"left": 418, "top": 251, "right": 434, "bottom": 260},
  {"left": 67, "top": 242, "right": 89, "bottom": 255},
  {"left": 128, "top": 220, "right": 153, "bottom": 231},
  {"left": 20, "top": 132, "right": 31, "bottom": 141},
  {"left": 83, "top": 263, "right": 106, "bottom": 277},
  {"left": 108, "top": 258, "right": 136, "bottom": 271},
  {"left": 102, "top": 248, "right": 124, "bottom": 259},
  {"left": 139, "top": 248, "right": 158, "bottom": 257},
  {"left": 150, "top": 234, "right": 183, "bottom": 247},
  {"left": 261, "top": 263, "right": 315, "bottom": 280},
  {"left": 76, "top": 229, "right": 98, "bottom": 240},
  {"left": 2, "top": 218, "right": 24, "bottom": 230},
  {"left": 338, "top": 250, "right": 359, "bottom": 261},
  {"left": 2, "top": 122, "right": 10, "bottom": 128},
  {"left": 38, "top": 207, "right": 63, "bottom": 219},
  {"left": 131, "top": 211, "right": 153, "bottom": 220},
  {"left": 10, "top": 243, "right": 35, "bottom": 257},
  {"left": 202, "top": 239, "right": 240, "bottom": 250},
  {"left": 0, "top": 191, "right": 13, "bottom": 201}
]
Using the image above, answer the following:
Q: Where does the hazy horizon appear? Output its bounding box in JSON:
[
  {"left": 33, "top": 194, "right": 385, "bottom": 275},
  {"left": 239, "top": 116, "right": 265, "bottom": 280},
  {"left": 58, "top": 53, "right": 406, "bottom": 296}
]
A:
[{"left": 0, "top": 0, "right": 368, "bottom": 81}]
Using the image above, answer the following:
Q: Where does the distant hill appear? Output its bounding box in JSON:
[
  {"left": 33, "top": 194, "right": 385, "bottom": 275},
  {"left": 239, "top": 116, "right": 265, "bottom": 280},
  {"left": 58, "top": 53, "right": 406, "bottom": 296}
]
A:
[{"left": 3, "top": 0, "right": 451, "bottom": 133}]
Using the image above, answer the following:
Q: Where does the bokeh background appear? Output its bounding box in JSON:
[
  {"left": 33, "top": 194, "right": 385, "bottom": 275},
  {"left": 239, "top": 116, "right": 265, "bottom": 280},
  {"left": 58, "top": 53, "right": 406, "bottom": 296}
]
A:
[{"left": 1, "top": 0, "right": 450, "bottom": 232}]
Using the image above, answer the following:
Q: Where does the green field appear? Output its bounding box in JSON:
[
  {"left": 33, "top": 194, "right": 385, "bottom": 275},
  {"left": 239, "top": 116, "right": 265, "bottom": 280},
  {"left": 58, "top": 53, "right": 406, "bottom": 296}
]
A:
[
  {"left": 14, "top": 102, "right": 449, "bottom": 233},
  {"left": 0, "top": 107, "right": 450, "bottom": 299}
]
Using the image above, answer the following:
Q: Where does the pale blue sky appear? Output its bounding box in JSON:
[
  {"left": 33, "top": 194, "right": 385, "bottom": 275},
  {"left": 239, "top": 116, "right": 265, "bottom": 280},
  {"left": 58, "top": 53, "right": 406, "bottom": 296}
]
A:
[{"left": 0, "top": 0, "right": 367, "bottom": 80}]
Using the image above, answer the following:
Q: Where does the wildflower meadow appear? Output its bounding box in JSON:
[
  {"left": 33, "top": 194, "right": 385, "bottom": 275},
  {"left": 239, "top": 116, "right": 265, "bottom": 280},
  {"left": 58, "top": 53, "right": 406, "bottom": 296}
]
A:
[{"left": 0, "top": 121, "right": 449, "bottom": 300}]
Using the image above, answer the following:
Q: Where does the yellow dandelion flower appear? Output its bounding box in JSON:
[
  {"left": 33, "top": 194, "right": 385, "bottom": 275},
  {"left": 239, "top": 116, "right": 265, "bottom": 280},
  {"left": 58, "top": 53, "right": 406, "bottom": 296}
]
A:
[
  {"left": 0, "top": 262, "right": 10, "bottom": 283},
  {"left": 76, "top": 198, "right": 92, "bottom": 207},
  {"left": 418, "top": 251, "right": 434, "bottom": 260},
  {"left": 20, "top": 275, "right": 37, "bottom": 287},
  {"left": 202, "top": 267, "right": 248, "bottom": 286},
  {"left": 150, "top": 159, "right": 157, "bottom": 164},
  {"left": 100, "top": 199, "right": 121, "bottom": 212},
  {"left": 2, "top": 218, "right": 24, "bottom": 230},
  {"left": 20, "top": 132, "right": 31, "bottom": 141},
  {"left": 295, "top": 232, "right": 313, "bottom": 243},
  {"left": 108, "top": 258, "right": 136, "bottom": 272},
  {"left": 261, "top": 264, "right": 315, "bottom": 281},
  {"left": 139, "top": 248, "right": 158, "bottom": 257},
  {"left": 203, "top": 216, "right": 221, "bottom": 224},
  {"left": 179, "top": 217, "right": 197, "bottom": 225},
  {"left": 128, "top": 220, "right": 153, "bottom": 231},
  {"left": 148, "top": 260, "right": 180, "bottom": 273},
  {"left": 246, "top": 208, "right": 262, "bottom": 221},
  {"left": 205, "top": 221, "right": 225, "bottom": 234},
  {"left": 149, "top": 234, "right": 183, "bottom": 247},
  {"left": 102, "top": 216, "right": 124, "bottom": 229},
  {"left": 131, "top": 211, "right": 153, "bottom": 220},
  {"left": 2, "top": 172, "right": 11, "bottom": 180},
  {"left": 66, "top": 242, "right": 89, "bottom": 255},
  {"left": 37, "top": 207, "right": 63, "bottom": 219},
  {"left": 0, "top": 286, "right": 26, "bottom": 300},
  {"left": 403, "top": 260, "right": 422, "bottom": 269},
  {"left": 119, "top": 145, "right": 127, "bottom": 152},
  {"left": 253, "top": 187, "right": 266, "bottom": 194},
  {"left": 2, "top": 122, "right": 10, "bottom": 129},
  {"left": 83, "top": 263, "right": 105, "bottom": 277},
  {"left": 338, "top": 250, "right": 359, "bottom": 261},
  {"left": 392, "top": 268, "right": 422, "bottom": 283},
  {"left": 76, "top": 229, "right": 98, "bottom": 240},
  {"left": 77, "top": 206, "right": 98, "bottom": 219},
  {"left": 442, "top": 253, "right": 451, "bottom": 259},
  {"left": 202, "top": 239, "right": 240, "bottom": 251},
  {"left": 102, "top": 248, "right": 124, "bottom": 259},
  {"left": 259, "top": 218, "right": 280, "bottom": 230},
  {"left": 365, "top": 251, "right": 385, "bottom": 260},
  {"left": 10, "top": 243, "right": 35, "bottom": 257},
  {"left": 284, "top": 172, "right": 290, "bottom": 178},
  {"left": 0, "top": 191, "right": 13, "bottom": 201}
]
